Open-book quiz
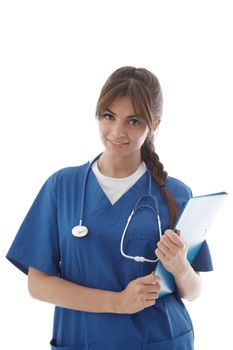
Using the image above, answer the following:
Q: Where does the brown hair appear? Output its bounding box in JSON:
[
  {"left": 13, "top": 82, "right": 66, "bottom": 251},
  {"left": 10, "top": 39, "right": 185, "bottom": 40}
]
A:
[{"left": 96, "top": 66, "right": 179, "bottom": 228}]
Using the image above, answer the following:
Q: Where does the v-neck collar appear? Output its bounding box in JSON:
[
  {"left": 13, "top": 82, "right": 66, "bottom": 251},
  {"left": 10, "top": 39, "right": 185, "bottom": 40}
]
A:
[{"left": 88, "top": 167, "right": 148, "bottom": 211}]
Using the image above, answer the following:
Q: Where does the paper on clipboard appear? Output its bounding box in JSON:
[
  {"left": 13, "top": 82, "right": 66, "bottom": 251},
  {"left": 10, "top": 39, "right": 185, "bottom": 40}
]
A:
[{"left": 154, "top": 191, "right": 228, "bottom": 298}]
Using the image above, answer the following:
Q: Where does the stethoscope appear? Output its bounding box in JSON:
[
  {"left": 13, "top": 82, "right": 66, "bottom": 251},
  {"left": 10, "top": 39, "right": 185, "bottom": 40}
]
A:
[{"left": 71, "top": 154, "right": 162, "bottom": 263}]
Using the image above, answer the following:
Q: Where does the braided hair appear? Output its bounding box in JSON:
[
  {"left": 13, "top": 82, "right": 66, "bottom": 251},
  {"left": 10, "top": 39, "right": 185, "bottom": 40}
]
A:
[{"left": 96, "top": 66, "right": 179, "bottom": 228}]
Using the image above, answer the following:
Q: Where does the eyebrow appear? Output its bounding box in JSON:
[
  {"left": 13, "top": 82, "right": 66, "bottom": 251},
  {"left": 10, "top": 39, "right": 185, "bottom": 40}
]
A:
[{"left": 104, "top": 108, "right": 141, "bottom": 119}]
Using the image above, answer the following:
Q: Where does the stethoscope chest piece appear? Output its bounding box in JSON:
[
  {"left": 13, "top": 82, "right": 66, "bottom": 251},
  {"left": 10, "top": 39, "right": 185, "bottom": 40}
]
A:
[{"left": 71, "top": 225, "right": 88, "bottom": 238}]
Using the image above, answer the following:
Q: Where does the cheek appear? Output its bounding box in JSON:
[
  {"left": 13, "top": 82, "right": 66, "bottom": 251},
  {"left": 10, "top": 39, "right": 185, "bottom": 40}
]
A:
[
  {"left": 98, "top": 121, "right": 108, "bottom": 137},
  {"left": 137, "top": 136, "right": 147, "bottom": 148},
  {"left": 135, "top": 129, "right": 148, "bottom": 147}
]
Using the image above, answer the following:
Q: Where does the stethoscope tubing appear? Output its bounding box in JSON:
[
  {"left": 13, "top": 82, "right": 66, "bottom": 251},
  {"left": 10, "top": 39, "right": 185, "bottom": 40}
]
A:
[
  {"left": 72, "top": 153, "right": 162, "bottom": 264},
  {"left": 79, "top": 153, "right": 102, "bottom": 226}
]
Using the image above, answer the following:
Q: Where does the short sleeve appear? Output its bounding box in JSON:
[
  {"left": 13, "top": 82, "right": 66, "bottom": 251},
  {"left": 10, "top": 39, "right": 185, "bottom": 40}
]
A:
[
  {"left": 191, "top": 240, "right": 213, "bottom": 271},
  {"left": 6, "top": 174, "right": 60, "bottom": 276}
]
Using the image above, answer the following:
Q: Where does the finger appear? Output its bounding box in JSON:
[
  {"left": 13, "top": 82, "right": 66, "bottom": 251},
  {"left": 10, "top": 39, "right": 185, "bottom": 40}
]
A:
[
  {"left": 160, "top": 233, "right": 176, "bottom": 249},
  {"left": 145, "top": 292, "right": 159, "bottom": 301},
  {"left": 158, "top": 237, "right": 170, "bottom": 249},
  {"left": 144, "top": 299, "right": 157, "bottom": 309},
  {"left": 157, "top": 241, "right": 171, "bottom": 255},
  {"left": 150, "top": 284, "right": 161, "bottom": 293},
  {"left": 143, "top": 289, "right": 160, "bottom": 299},
  {"left": 164, "top": 230, "right": 185, "bottom": 248},
  {"left": 144, "top": 283, "right": 161, "bottom": 293},
  {"left": 159, "top": 240, "right": 181, "bottom": 258},
  {"left": 150, "top": 273, "right": 161, "bottom": 285},
  {"left": 139, "top": 273, "right": 160, "bottom": 285},
  {"left": 155, "top": 247, "right": 166, "bottom": 260}
]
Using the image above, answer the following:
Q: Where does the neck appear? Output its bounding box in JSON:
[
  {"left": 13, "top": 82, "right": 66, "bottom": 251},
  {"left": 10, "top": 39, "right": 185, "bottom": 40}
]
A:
[{"left": 97, "top": 153, "right": 142, "bottom": 178}]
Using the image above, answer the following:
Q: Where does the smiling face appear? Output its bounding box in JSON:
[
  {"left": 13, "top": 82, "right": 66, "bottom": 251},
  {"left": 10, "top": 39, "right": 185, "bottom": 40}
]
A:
[{"left": 98, "top": 96, "right": 151, "bottom": 163}]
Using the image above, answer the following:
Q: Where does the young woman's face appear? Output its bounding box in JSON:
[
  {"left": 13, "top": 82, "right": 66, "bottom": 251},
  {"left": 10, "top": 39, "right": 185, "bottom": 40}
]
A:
[{"left": 98, "top": 96, "right": 150, "bottom": 160}]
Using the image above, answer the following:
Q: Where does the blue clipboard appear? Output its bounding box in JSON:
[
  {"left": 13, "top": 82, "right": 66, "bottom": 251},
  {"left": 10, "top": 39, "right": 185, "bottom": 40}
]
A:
[{"left": 154, "top": 191, "right": 228, "bottom": 298}]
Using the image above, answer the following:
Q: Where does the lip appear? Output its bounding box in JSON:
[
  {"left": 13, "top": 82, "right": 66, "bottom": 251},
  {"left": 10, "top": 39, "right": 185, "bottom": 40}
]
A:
[
  {"left": 107, "top": 139, "right": 129, "bottom": 149},
  {"left": 108, "top": 139, "right": 129, "bottom": 145}
]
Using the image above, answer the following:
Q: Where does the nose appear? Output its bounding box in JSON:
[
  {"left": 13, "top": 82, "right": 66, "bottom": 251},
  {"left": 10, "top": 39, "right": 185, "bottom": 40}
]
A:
[{"left": 111, "top": 121, "right": 126, "bottom": 138}]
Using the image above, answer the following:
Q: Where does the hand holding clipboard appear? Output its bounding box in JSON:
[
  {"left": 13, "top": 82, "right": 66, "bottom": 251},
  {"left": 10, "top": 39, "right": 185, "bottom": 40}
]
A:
[{"left": 154, "top": 191, "right": 228, "bottom": 298}]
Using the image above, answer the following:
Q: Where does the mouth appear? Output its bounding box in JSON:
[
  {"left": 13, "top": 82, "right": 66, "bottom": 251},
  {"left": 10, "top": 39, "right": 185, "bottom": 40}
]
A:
[{"left": 108, "top": 139, "right": 129, "bottom": 147}]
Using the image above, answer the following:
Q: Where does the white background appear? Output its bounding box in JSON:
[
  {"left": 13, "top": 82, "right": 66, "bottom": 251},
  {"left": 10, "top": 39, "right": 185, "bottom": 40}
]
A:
[{"left": 0, "top": 1, "right": 232, "bottom": 349}]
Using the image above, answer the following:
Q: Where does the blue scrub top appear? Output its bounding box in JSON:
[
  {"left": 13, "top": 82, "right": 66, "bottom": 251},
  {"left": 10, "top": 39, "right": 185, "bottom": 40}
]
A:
[{"left": 6, "top": 161, "right": 213, "bottom": 350}]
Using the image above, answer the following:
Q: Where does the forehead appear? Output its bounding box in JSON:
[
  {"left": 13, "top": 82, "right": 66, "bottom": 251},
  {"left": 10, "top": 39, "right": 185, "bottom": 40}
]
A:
[{"left": 107, "top": 96, "right": 138, "bottom": 116}]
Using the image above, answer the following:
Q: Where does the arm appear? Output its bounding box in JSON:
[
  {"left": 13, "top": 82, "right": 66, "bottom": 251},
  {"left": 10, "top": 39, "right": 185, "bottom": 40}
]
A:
[
  {"left": 155, "top": 230, "right": 202, "bottom": 301},
  {"left": 173, "top": 263, "right": 202, "bottom": 301},
  {"left": 28, "top": 267, "right": 160, "bottom": 314}
]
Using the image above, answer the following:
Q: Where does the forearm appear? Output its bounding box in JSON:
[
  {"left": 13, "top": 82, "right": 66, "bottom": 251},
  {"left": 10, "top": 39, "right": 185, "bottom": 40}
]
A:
[
  {"left": 155, "top": 230, "right": 203, "bottom": 301},
  {"left": 174, "top": 262, "right": 202, "bottom": 301},
  {"left": 28, "top": 267, "right": 121, "bottom": 313}
]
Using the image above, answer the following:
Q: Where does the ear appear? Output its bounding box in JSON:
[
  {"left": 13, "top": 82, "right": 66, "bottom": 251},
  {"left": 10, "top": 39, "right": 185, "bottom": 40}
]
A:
[{"left": 150, "top": 117, "right": 161, "bottom": 137}]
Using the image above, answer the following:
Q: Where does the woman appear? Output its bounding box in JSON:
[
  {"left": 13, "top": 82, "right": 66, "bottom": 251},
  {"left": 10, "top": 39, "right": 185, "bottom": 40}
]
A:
[{"left": 7, "top": 66, "right": 213, "bottom": 349}]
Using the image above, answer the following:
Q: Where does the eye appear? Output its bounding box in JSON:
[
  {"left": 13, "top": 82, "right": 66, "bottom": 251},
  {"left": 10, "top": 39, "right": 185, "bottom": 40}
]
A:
[
  {"left": 103, "top": 113, "right": 114, "bottom": 121},
  {"left": 128, "top": 118, "right": 142, "bottom": 126}
]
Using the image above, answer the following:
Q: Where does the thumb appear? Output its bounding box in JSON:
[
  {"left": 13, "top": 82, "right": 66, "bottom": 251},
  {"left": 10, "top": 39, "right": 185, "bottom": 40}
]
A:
[{"left": 140, "top": 273, "right": 160, "bottom": 285}]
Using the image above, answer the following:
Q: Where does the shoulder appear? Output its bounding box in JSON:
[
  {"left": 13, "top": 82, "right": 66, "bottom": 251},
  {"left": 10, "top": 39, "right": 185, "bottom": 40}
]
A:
[
  {"left": 42, "top": 162, "right": 89, "bottom": 190},
  {"left": 52, "top": 162, "right": 88, "bottom": 179},
  {"left": 165, "top": 176, "right": 192, "bottom": 202}
]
